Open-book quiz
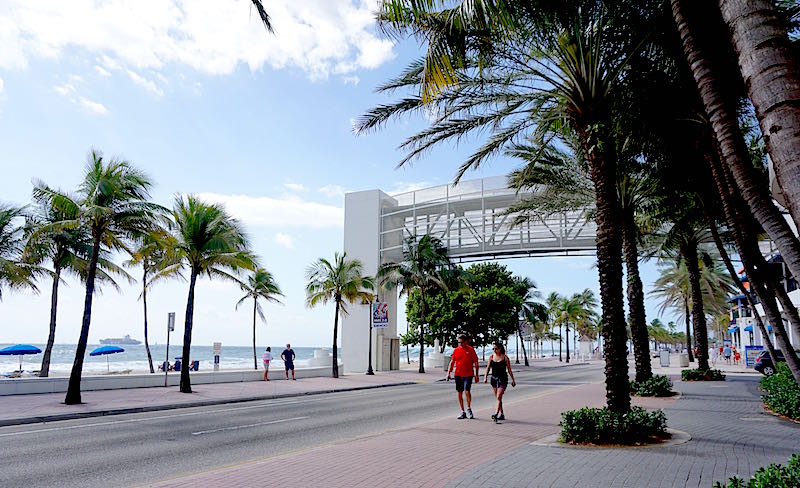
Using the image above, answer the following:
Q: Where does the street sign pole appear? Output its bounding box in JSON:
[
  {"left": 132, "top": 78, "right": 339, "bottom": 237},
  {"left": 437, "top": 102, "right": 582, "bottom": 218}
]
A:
[
  {"left": 164, "top": 312, "right": 175, "bottom": 387},
  {"left": 366, "top": 297, "right": 375, "bottom": 375}
]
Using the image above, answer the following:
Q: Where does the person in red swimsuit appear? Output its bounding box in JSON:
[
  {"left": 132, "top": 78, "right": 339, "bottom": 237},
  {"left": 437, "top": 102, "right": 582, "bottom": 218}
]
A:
[{"left": 446, "top": 334, "right": 480, "bottom": 419}]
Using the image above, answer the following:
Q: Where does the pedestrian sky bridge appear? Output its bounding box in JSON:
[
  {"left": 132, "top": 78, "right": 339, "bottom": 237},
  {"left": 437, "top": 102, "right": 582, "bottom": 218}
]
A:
[
  {"left": 379, "top": 176, "right": 597, "bottom": 262},
  {"left": 341, "top": 176, "right": 597, "bottom": 375}
]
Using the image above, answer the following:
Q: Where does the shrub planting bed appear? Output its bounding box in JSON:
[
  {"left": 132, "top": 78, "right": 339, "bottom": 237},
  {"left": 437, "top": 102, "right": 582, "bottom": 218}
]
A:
[
  {"left": 559, "top": 406, "right": 668, "bottom": 445},
  {"left": 681, "top": 368, "right": 726, "bottom": 381},
  {"left": 760, "top": 363, "right": 800, "bottom": 421},
  {"left": 712, "top": 454, "right": 800, "bottom": 488},
  {"left": 630, "top": 374, "right": 675, "bottom": 397}
]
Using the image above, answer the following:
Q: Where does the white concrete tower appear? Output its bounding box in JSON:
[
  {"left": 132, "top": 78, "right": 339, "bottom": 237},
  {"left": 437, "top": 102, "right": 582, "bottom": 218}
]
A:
[{"left": 341, "top": 190, "right": 400, "bottom": 373}]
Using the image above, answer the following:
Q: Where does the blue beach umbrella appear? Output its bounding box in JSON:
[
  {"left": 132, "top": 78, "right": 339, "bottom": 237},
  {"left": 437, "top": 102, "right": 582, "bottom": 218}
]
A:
[
  {"left": 90, "top": 345, "right": 125, "bottom": 373},
  {"left": 0, "top": 344, "right": 42, "bottom": 373}
]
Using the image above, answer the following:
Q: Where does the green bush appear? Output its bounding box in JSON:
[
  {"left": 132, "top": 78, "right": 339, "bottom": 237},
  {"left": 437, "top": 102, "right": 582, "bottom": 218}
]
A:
[
  {"left": 630, "top": 374, "right": 674, "bottom": 397},
  {"left": 681, "top": 368, "right": 726, "bottom": 381},
  {"left": 760, "top": 363, "right": 800, "bottom": 420},
  {"left": 559, "top": 406, "right": 668, "bottom": 445},
  {"left": 712, "top": 454, "right": 800, "bottom": 488}
]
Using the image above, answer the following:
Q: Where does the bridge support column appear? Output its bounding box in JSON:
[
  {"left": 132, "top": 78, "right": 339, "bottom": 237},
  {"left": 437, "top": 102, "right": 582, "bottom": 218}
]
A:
[{"left": 342, "top": 190, "right": 399, "bottom": 373}]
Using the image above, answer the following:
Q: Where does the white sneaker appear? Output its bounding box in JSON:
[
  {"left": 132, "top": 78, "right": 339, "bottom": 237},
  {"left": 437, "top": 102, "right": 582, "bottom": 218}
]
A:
[{"left": 467, "top": 408, "right": 474, "bottom": 419}]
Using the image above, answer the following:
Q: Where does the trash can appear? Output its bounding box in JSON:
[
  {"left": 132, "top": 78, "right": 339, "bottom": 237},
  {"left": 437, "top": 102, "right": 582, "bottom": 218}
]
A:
[
  {"left": 659, "top": 350, "right": 670, "bottom": 368},
  {"left": 174, "top": 358, "right": 182, "bottom": 372},
  {"left": 443, "top": 355, "right": 451, "bottom": 372},
  {"left": 679, "top": 353, "right": 689, "bottom": 367}
]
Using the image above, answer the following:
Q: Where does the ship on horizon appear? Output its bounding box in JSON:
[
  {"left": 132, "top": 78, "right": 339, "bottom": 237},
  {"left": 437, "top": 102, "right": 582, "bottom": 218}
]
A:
[{"left": 99, "top": 334, "right": 141, "bottom": 345}]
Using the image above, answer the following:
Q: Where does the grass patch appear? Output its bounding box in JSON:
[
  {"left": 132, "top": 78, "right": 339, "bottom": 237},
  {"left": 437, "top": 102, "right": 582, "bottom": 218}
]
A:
[
  {"left": 681, "top": 368, "right": 726, "bottom": 381},
  {"left": 712, "top": 453, "right": 800, "bottom": 487},
  {"left": 760, "top": 363, "right": 800, "bottom": 421},
  {"left": 559, "top": 406, "right": 668, "bottom": 445},
  {"left": 630, "top": 374, "right": 675, "bottom": 397}
]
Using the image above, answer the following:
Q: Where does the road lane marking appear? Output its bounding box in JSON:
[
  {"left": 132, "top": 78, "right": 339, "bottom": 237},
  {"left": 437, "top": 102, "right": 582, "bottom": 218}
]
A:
[{"left": 192, "top": 416, "right": 309, "bottom": 435}]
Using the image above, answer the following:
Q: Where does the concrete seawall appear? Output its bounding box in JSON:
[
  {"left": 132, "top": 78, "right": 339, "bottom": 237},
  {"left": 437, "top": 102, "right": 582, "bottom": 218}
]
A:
[{"left": 0, "top": 363, "right": 341, "bottom": 396}]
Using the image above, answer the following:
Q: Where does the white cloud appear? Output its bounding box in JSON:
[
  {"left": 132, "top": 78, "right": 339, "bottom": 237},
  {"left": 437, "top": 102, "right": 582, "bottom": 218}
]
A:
[
  {"left": 53, "top": 80, "right": 107, "bottom": 115},
  {"left": 318, "top": 184, "right": 346, "bottom": 198},
  {"left": 94, "top": 65, "right": 111, "bottom": 77},
  {"left": 53, "top": 83, "right": 76, "bottom": 96},
  {"left": 343, "top": 75, "right": 359, "bottom": 86},
  {"left": 283, "top": 182, "right": 307, "bottom": 192},
  {"left": 126, "top": 69, "right": 164, "bottom": 96},
  {"left": 274, "top": 232, "right": 294, "bottom": 249},
  {"left": 0, "top": 1, "right": 396, "bottom": 80},
  {"left": 389, "top": 181, "right": 433, "bottom": 195},
  {"left": 78, "top": 97, "right": 108, "bottom": 115},
  {"left": 197, "top": 192, "right": 343, "bottom": 229}
]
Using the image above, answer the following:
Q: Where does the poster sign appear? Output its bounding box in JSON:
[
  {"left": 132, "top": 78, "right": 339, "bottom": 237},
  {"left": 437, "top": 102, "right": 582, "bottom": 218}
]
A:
[
  {"left": 167, "top": 312, "right": 175, "bottom": 332},
  {"left": 372, "top": 302, "right": 389, "bottom": 328},
  {"left": 213, "top": 342, "right": 222, "bottom": 355},
  {"left": 744, "top": 345, "right": 764, "bottom": 367}
]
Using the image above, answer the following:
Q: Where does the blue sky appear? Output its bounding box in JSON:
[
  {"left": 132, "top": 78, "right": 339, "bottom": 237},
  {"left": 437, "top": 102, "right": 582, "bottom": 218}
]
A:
[{"left": 0, "top": 0, "right": 676, "bottom": 347}]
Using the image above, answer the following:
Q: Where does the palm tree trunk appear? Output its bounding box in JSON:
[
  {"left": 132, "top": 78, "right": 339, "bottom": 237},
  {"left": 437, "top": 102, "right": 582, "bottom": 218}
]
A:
[
  {"left": 622, "top": 214, "right": 652, "bottom": 382},
  {"left": 579, "top": 123, "right": 630, "bottom": 414},
  {"left": 683, "top": 243, "right": 710, "bottom": 371},
  {"left": 518, "top": 330, "right": 529, "bottom": 366},
  {"left": 40, "top": 263, "right": 61, "bottom": 377},
  {"left": 65, "top": 234, "right": 101, "bottom": 405},
  {"left": 143, "top": 267, "right": 154, "bottom": 374},
  {"left": 719, "top": 0, "right": 800, "bottom": 232},
  {"left": 671, "top": 0, "right": 800, "bottom": 283},
  {"left": 180, "top": 270, "right": 198, "bottom": 393},
  {"left": 332, "top": 299, "right": 340, "bottom": 378},
  {"left": 684, "top": 299, "right": 694, "bottom": 363},
  {"left": 253, "top": 297, "right": 258, "bottom": 370},
  {"left": 558, "top": 324, "right": 562, "bottom": 361},
  {"left": 565, "top": 322, "right": 570, "bottom": 363},
  {"left": 418, "top": 287, "right": 426, "bottom": 374}
]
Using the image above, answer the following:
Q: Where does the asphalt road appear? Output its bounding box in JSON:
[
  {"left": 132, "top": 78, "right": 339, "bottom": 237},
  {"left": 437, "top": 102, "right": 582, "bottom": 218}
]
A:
[{"left": 0, "top": 363, "right": 604, "bottom": 487}]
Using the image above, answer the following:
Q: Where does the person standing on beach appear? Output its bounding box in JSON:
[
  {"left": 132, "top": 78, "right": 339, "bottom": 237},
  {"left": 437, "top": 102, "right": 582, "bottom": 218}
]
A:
[
  {"left": 484, "top": 342, "right": 515, "bottom": 422},
  {"left": 263, "top": 347, "right": 272, "bottom": 381},
  {"left": 281, "top": 344, "right": 296, "bottom": 380},
  {"left": 446, "top": 334, "right": 479, "bottom": 419}
]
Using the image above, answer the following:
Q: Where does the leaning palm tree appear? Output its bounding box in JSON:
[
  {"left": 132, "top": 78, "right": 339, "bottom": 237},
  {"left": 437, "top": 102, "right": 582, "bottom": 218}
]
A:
[
  {"left": 154, "top": 195, "right": 255, "bottom": 393},
  {"left": 33, "top": 150, "right": 164, "bottom": 404},
  {"left": 25, "top": 188, "right": 128, "bottom": 377},
  {"left": 125, "top": 229, "right": 182, "bottom": 373},
  {"left": 237, "top": 268, "right": 283, "bottom": 370},
  {"left": 306, "top": 252, "right": 374, "bottom": 378},
  {"left": 0, "top": 204, "right": 39, "bottom": 298},
  {"left": 377, "top": 234, "right": 450, "bottom": 373}
]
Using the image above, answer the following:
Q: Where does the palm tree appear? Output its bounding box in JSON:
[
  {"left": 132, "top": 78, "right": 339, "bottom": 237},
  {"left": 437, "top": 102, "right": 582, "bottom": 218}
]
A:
[
  {"left": 125, "top": 229, "right": 181, "bottom": 373},
  {"left": 237, "top": 268, "right": 283, "bottom": 370},
  {"left": 545, "top": 292, "right": 564, "bottom": 362},
  {"left": 25, "top": 188, "right": 128, "bottom": 377},
  {"left": 155, "top": 195, "right": 255, "bottom": 393},
  {"left": 306, "top": 252, "right": 374, "bottom": 378},
  {"left": 377, "top": 233, "right": 450, "bottom": 373},
  {"left": 0, "top": 204, "right": 39, "bottom": 298},
  {"left": 33, "top": 150, "right": 163, "bottom": 404}
]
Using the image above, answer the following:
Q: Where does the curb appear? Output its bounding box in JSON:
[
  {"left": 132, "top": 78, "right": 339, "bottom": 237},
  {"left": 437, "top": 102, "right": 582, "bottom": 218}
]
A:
[{"left": 0, "top": 381, "right": 418, "bottom": 428}]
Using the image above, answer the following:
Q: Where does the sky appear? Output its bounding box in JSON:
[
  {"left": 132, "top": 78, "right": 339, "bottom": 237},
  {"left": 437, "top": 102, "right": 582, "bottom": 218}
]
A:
[{"left": 0, "top": 0, "right": 677, "bottom": 347}]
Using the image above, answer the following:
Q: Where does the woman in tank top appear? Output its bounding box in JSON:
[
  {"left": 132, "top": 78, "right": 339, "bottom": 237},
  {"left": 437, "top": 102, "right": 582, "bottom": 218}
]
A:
[{"left": 483, "top": 342, "right": 516, "bottom": 422}]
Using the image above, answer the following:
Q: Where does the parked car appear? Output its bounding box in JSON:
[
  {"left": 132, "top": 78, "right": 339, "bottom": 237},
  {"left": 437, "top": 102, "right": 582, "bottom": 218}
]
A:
[{"left": 754, "top": 349, "right": 800, "bottom": 376}]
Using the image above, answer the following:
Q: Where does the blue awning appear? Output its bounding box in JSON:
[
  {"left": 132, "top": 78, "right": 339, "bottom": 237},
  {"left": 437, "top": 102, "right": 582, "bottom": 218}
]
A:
[
  {"left": 744, "top": 325, "right": 753, "bottom": 332},
  {"left": 727, "top": 294, "right": 746, "bottom": 303},
  {"left": 728, "top": 326, "right": 739, "bottom": 334}
]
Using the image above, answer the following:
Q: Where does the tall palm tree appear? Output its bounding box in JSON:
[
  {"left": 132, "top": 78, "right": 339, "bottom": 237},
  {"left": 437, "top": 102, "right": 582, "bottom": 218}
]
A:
[
  {"left": 125, "top": 229, "right": 181, "bottom": 373},
  {"left": 25, "top": 188, "right": 127, "bottom": 377},
  {"left": 0, "top": 204, "right": 41, "bottom": 298},
  {"left": 306, "top": 252, "right": 373, "bottom": 378},
  {"left": 545, "top": 292, "right": 564, "bottom": 361},
  {"left": 377, "top": 234, "right": 450, "bottom": 373},
  {"left": 34, "top": 150, "right": 163, "bottom": 404},
  {"left": 237, "top": 268, "right": 283, "bottom": 370},
  {"left": 154, "top": 195, "right": 255, "bottom": 393}
]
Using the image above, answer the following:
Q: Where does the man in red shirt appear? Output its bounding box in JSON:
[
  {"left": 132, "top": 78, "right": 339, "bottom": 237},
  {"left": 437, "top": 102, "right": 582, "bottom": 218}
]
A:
[{"left": 446, "top": 334, "right": 480, "bottom": 419}]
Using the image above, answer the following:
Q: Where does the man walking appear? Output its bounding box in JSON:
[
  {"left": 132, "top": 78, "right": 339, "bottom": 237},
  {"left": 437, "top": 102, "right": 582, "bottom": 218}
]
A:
[
  {"left": 281, "top": 343, "right": 296, "bottom": 380},
  {"left": 446, "top": 334, "right": 480, "bottom": 419}
]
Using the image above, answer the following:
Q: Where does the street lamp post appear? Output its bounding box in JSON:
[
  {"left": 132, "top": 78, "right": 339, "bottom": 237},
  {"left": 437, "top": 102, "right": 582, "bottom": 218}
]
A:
[
  {"left": 366, "top": 295, "right": 376, "bottom": 375},
  {"left": 164, "top": 312, "right": 175, "bottom": 387}
]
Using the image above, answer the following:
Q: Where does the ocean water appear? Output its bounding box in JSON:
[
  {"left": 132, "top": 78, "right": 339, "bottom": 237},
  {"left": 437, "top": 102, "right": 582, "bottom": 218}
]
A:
[{"left": 0, "top": 343, "right": 327, "bottom": 375}]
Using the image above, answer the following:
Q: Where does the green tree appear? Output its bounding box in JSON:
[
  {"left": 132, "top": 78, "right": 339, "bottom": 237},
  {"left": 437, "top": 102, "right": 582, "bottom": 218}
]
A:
[
  {"left": 34, "top": 150, "right": 164, "bottom": 404},
  {"left": 237, "top": 268, "right": 283, "bottom": 370},
  {"left": 377, "top": 234, "right": 450, "bottom": 373},
  {"left": 158, "top": 195, "right": 255, "bottom": 393},
  {"left": 0, "top": 204, "right": 39, "bottom": 298},
  {"left": 306, "top": 252, "right": 374, "bottom": 378}
]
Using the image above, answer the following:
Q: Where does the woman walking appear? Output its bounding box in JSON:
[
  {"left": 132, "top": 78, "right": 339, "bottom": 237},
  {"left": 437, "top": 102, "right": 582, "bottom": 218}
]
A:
[
  {"left": 263, "top": 347, "right": 272, "bottom": 381},
  {"left": 484, "top": 342, "right": 516, "bottom": 422}
]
